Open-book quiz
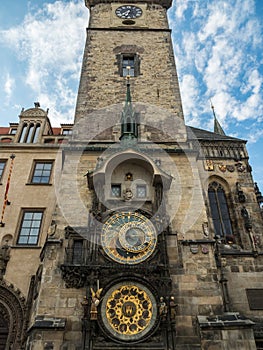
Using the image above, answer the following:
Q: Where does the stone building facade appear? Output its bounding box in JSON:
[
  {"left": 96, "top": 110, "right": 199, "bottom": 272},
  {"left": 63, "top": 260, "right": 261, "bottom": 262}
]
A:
[{"left": 0, "top": 0, "right": 262, "bottom": 349}]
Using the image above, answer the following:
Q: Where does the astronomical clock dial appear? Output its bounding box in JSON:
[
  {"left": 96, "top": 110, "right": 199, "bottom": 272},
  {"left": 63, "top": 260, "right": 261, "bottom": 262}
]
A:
[
  {"left": 101, "top": 212, "right": 157, "bottom": 264},
  {"left": 100, "top": 282, "right": 157, "bottom": 341}
]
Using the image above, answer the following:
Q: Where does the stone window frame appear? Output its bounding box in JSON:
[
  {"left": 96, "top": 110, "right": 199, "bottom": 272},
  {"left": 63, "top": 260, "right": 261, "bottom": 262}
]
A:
[
  {"left": 30, "top": 160, "right": 54, "bottom": 185},
  {"left": 117, "top": 53, "right": 141, "bottom": 77},
  {"left": 62, "top": 128, "right": 73, "bottom": 135},
  {"left": 136, "top": 184, "right": 147, "bottom": 198},
  {"left": 16, "top": 209, "right": 44, "bottom": 246},
  {"left": 111, "top": 183, "right": 122, "bottom": 198}
]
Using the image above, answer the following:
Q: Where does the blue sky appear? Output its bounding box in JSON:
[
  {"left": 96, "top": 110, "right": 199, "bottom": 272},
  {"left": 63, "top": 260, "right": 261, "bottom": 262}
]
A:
[{"left": 0, "top": 0, "right": 262, "bottom": 188}]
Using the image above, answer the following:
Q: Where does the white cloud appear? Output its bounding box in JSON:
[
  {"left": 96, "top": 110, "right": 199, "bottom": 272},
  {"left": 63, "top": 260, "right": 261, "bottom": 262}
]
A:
[
  {"left": 180, "top": 74, "right": 201, "bottom": 126},
  {"left": 173, "top": 0, "right": 189, "bottom": 19},
  {"left": 171, "top": 0, "right": 263, "bottom": 132},
  {"left": 4, "top": 72, "right": 15, "bottom": 103},
  {"left": 0, "top": 0, "right": 88, "bottom": 125}
]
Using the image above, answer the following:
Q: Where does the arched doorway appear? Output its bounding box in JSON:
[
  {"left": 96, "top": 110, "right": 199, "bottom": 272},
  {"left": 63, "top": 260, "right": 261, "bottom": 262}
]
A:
[
  {"left": 0, "top": 310, "right": 9, "bottom": 349},
  {"left": 0, "top": 280, "right": 26, "bottom": 349}
]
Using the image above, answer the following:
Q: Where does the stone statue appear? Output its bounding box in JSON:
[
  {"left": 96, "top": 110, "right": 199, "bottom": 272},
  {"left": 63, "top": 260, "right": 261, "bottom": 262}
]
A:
[
  {"left": 159, "top": 297, "right": 168, "bottom": 321},
  {"left": 241, "top": 206, "right": 252, "bottom": 230},
  {"left": 123, "top": 188, "right": 133, "bottom": 201},
  {"left": 170, "top": 296, "right": 177, "bottom": 321},
  {"left": 90, "top": 287, "right": 103, "bottom": 320},
  {"left": 81, "top": 297, "right": 89, "bottom": 319},
  {"left": 0, "top": 243, "right": 10, "bottom": 278}
]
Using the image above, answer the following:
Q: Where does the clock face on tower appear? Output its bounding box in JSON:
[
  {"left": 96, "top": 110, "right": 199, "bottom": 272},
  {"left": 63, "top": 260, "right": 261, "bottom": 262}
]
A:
[
  {"left": 115, "top": 5, "right": 143, "bottom": 19},
  {"left": 101, "top": 212, "right": 157, "bottom": 264}
]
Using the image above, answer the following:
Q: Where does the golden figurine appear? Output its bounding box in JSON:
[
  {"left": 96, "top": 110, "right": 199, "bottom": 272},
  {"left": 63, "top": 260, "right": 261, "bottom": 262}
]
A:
[{"left": 90, "top": 287, "right": 103, "bottom": 320}]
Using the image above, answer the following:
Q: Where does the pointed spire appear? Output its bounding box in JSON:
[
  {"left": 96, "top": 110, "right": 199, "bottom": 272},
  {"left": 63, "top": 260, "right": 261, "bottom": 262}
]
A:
[
  {"left": 123, "top": 73, "right": 133, "bottom": 119},
  {"left": 211, "top": 100, "right": 225, "bottom": 135},
  {"left": 120, "top": 68, "right": 138, "bottom": 142}
]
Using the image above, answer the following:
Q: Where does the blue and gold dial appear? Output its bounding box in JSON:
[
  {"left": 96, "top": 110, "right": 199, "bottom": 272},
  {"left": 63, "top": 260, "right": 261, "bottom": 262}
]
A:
[{"left": 101, "top": 212, "right": 157, "bottom": 264}]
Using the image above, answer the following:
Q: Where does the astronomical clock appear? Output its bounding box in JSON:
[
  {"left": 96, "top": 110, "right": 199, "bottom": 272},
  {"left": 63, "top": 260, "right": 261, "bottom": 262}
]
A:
[
  {"left": 101, "top": 212, "right": 157, "bottom": 265},
  {"left": 73, "top": 143, "right": 177, "bottom": 350}
]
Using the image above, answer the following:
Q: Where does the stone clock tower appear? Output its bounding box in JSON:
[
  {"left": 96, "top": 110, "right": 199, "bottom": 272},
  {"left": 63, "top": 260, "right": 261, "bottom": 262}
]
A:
[{"left": 20, "top": 0, "right": 263, "bottom": 349}]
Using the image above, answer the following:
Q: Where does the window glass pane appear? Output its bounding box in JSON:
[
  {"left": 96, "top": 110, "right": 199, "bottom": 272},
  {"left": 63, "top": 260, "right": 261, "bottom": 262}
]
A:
[
  {"left": 111, "top": 184, "right": 121, "bottom": 197},
  {"left": 40, "top": 177, "right": 49, "bottom": 184},
  {"left": 28, "top": 236, "right": 38, "bottom": 244},
  {"left": 24, "top": 212, "right": 33, "bottom": 220},
  {"left": 33, "top": 212, "right": 43, "bottom": 220},
  {"left": 30, "top": 228, "right": 40, "bottom": 236},
  {"left": 0, "top": 161, "right": 6, "bottom": 179},
  {"left": 42, "top": 170, "right": 51, "bottom": 176},
  {"left": 18, "top": 236, "right": 28, "bottom": 244},
  {"left": 44, "top": 163, "right": 52, "bottom": 170},
  {"left": 137, "top": 185, "right": 146, "bottom": 198},
  {"left": 208, "top": 184, "right": 233, "bottom": 238},
  {"left": 32, "top": 220, "right": 41, "bottom": 228}
]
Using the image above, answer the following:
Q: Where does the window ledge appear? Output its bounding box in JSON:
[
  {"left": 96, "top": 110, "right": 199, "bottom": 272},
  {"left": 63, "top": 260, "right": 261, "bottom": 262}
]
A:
[
  {"left": 11, "top": 245, "right": 42, "bottom": 249},
  {"left": 26, "top": 183, "right": 52, "bottom": 186},
  {"left": 108, "top": 198, "right": 151, "bottom": 202}
]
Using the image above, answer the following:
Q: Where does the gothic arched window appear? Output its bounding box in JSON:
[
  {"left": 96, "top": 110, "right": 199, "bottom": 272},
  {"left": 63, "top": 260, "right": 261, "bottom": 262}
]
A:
[{"left": 208, "top": 181, "right": 233, "bottom": 238}]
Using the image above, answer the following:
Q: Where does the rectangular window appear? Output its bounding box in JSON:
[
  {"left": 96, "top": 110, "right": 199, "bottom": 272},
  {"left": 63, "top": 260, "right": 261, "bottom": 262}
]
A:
[
  {"left": 246, "top": 289, "right": 263, "bottom": 310},
  {"left": 0, "top": 161, "right": 6, "bottom": 181},
  {"left": 111, "top": 184, "right": 121, "bottom": 197},
  {"left": 31, "top": 162, "right": 53, "bottom": 184},
  {"left": 62, "top": 129, "right": 73, "bottom": 135},
  {"left": 136, "top": 185, "right": 147, "bottom": 198},
  {"left": 10, "top": 128, "right": 17, "bottom": 135},
  {"left": 72, "top": 240, "right": 83, "bottom": 264},
  {"left": 122, "top": 56, "right": 135, "bottom": 77},
  {"left": 17, "top": 211, "right": 43, "bottom": 245}
]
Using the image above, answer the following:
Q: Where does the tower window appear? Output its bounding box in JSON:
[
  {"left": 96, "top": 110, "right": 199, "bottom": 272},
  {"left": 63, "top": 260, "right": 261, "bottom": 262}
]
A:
[
  {"left": 17, "top": 210, "right": 43, "bottom": 245},
  {"left": 117, "top": 53, "right": 140, "bottom": 77},
  {"left": 72, "top": 240, "right": 83, "bottom": 264},
  {"left": 111, "top": 184, "right": 121, "bottom": 197},
  {"left": 122, "top": 57, "right": 135, "bottom": 77},
  {"left": 208, "top": 182, "right": 233, "bottom": 238},
  {"left": 62, "top": 129, "right": 73, "bottom": 135}
]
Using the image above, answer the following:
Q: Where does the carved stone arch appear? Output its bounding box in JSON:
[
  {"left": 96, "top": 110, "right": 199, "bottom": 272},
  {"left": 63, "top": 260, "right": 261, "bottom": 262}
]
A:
[
  {"left": 0, "top": 280, "right": 27, "bottom": 349},
  {"left": 206, "top": 174, "right": 231, "bottom": 194}
]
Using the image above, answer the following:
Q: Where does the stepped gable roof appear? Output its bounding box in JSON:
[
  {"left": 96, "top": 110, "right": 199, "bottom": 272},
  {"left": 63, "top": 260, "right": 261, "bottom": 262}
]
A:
[{"left": 187, "top": 126, "right": 246, "bottom": 143}]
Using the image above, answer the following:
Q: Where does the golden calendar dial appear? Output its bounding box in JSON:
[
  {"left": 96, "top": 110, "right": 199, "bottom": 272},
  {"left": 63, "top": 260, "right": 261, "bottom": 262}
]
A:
[
  {"left": 101, "top": 212, "right": 157, "bottom": 264},
  {"left": 100, "top": 282, "right": 157, "bottom": 341}
]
